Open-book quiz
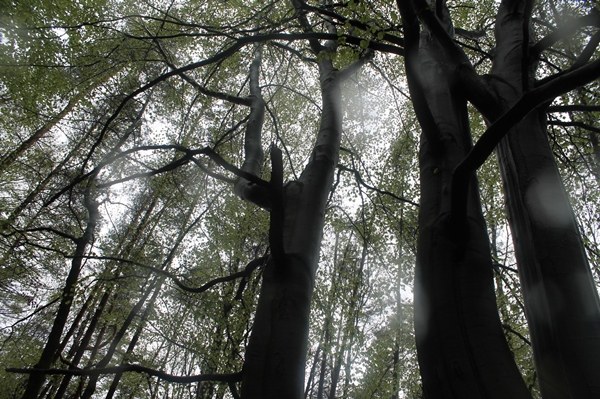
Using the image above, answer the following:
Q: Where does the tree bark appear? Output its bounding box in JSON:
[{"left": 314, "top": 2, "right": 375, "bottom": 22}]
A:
[
  {"left": 490, "top": 2, "right": 600, "bottom": 398},
  {"left": 398, "top": 1, "right": 532, "bottom": 397},
  {"left": 240, "top": 45, "right": 347, "bottom": 397}
]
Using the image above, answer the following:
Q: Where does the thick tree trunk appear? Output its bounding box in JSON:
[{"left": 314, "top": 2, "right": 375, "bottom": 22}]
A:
[
  {"left": 495, "top": 119, "right": 600, "bottom": 398},
  {"left": 398, "top": 2, "right": 532, "bottom": 397},
  {"left": 241, "top": 254, "right": 315, "bottom": 399},
  {"left": 415, "top": 116, "right": 530, "bottom": 398},
  {"left": 491, "top": 2, "right": 600, "bottom": 398},
  {"left": 241, "top": 61, "right": 342, "bottom": 399}
]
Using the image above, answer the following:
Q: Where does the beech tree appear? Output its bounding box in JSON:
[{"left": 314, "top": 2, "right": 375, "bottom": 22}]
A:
[
  {"left": 396, "top": 0, "right": 600, "bottom": 397},
  {"left": 1, "top": 0, "right": 599, "bottom": 399}
]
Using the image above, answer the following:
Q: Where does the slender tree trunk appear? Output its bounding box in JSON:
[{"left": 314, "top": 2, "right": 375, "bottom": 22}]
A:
[
  {"left": 80, "top": 278, "right": 159, "bottom": 398},
  {"left": 392, "top": 208, "right": 405, "bottom": 399},
  {"left": 330, "top": 238, "right": 366, "bottom": 399},
  {"left": 0, "top": 70, "right": 121, "bottom": 175},
  {"left": 104, "top": 185, "right": 205, "bottom": 398},
  {"left": 53, "top": 290, "right": 110, "bottom": 399},
  {"left": 104, "top": 283, "right": 162, "bottom": 399},
  {"left": 490, "top": 2, "right": 600, "bottom": 398},
  {"left": 304, "top": 344, "right": 322, "bottom": 398},
  {"left": 315, "top": 232, "right": 344, "bottom": 399},
  {"left": 316, "top": 329, "right": 330, "bottom": 399},
  {"left": 0, "top": 96, "right": 82, "bottom": 174},
  {"left": 20, "top": 187, "right": 99, "bottom": 399},
  {"left": 328, "top": 324, "right": 345, "bottom": 399}
]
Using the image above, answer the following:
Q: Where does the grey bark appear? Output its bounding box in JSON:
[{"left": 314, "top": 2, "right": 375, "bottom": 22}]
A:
[
  {"left": 490, "top": 2, "right": 600, "bottom": 398},
  {"left": 241, "top": 60, "right": 343, "bottom": 399},
  {"left": 398, "top": 1, "right": 532, "bottom": 398}
]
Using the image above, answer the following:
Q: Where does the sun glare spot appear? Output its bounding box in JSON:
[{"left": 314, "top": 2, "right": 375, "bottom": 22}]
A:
[{"left": 526, "top": 173, "right": 571, "bottom": 228}]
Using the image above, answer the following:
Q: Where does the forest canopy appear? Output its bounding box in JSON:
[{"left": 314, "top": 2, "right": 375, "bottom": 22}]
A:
[{"left": 0, "top": 0, "right": 599, "bottom": 398}]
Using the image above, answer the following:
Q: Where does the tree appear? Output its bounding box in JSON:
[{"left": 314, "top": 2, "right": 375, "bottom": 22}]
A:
[
  {"left": 396, "top": 0, "right": 600, "bottom": 397},
  {"left": 1, "top": 0, "right": 599, "bottom": 398}
]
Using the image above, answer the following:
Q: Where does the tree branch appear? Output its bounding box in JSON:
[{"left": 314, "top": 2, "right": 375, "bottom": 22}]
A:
[
  {"left": 297, "top": 0, "right": 405, "bottom": 47},
  {"left": 531, "top": 10, "right": 600, "bottom": 57},
  {"left": 86, "top": 31, "right": 400, "bottom": 172},
  {"left": 234, "top": 44, "right": 271, "bottom": 209},
  {"left": 15, "top": 226, "right": 78, "bottom": 243},
  {"left": 451, "top": 57, "right": 600, "bottom": 221},
  {"left": 84, "top": 255, "right": 267, "bottom": 294},
  {"left": 548, "top": 119, "right": 600, "bottom": 135},
  {"left": 338, "top": 164, "right": 419, "bottom": 207},
  {"left": 6, "top": 364, "right": 242, "bottom": 384},
  {"left": 201, "top": 146, "right": 270, "bottom": 187},
  {"left": 502, "top": 324, "right": 531, "bottom": 347},
  {"left": 97, "top": 154, "right": 193, "bottom": 188},
  {"left": 571, "top": 30, "right": 600, "bottom": 70},
  {"left": 548, "top": 104, "right": 600, "bottom": 113}
]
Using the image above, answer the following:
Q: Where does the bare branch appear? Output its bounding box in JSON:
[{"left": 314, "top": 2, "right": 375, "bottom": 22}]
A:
[
  {"left": 451, "top": 57, "right": 600, "bottom": 221},
  {"left": 6, "top": 364, "right": 242, "bottom": 384},
  {"left": 297, "top": 0, "right": 405, "bottom": 47},
  {"left": 83, "top": 255, "right": 268, "bottom": 294},
  {"left": 548, "top": 119, "right": 600, "bottom": 135},
  {"left": 532, "top": 10, "right": 600, "bottom": 56},
  {"left": 338, "top": 164, "right": 419, "bottom": 207},
  {"left": 502, "top": 324, "right": 531, "bottom": 347},
  {"left": 1, "top": 297, "right": 60, "bottom": 333},
  {"left": 548, "top": 104, "right": 600, "bottom": 113},
  {"left": 14, "top": 227, "right": 78, "bottom": 243}
]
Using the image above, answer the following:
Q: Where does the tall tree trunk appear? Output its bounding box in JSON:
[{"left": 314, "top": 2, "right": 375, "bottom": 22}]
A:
[
  {"left": 238, "top": 3, "right": 371, "bottom": 393},
  {"left": 104, "top": 283, "right": 162, "bottom": 399},
  {"left": 79, "top": 277, "right": 159, "bottom": 398},
  {"left": 0, "top": 93, "right": 83, "bottom": 175},
  {"left": 20, "top": 185, "right": 99, "bottom": 399},
  {"left": 241, "top": 69, "right": 342, "bottom": 398},
  {"left": 52, "top": 290, "right": 110, "bottom": 399},
  {"left": 398, "top": 1, "right": 531, "bottom": 398},
  {"left": 330, "top": 236, "right": 367, "bottom": 399},
  {"left": 490, "top": 2, "right": 600, "bottom": 398},
  {"left": 52, "top": 193, "right": 159, "bottom": 398},
  {"left": 392, "top": 208, "right": 405, "bottom": 399}
]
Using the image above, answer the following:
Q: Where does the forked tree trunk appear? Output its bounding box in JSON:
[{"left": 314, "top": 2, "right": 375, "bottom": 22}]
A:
[
  {"left": 398, "top": 1, "right": 532, "bottom": 397},
  {"left": 238, "top": 2, "right": 371, "bottom": 394},
  {"left": 241, "top": 63, "right": 343, "bottom": 399}
]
